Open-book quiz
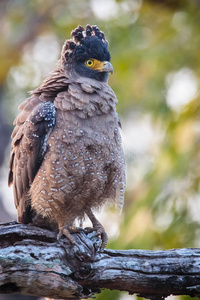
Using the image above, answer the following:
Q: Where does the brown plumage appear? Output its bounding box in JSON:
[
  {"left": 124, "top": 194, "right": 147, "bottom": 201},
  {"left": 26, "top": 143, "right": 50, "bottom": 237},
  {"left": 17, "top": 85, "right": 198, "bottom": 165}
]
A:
[{"left": 8, "top": 25, "right": 126, "bottom": 249}]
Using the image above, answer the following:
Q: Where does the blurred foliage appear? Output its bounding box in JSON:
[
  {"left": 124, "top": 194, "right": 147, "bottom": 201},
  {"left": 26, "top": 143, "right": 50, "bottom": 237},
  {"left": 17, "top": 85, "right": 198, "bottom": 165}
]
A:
[{"left": 1, "top": 0, "right": 200, "bottom": 300}]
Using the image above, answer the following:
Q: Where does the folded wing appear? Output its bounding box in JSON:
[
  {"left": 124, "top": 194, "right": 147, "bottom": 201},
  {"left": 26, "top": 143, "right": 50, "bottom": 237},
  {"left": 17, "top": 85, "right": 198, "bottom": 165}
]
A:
[{"left": 8, "top": 100, "right": 56, "bottom": 223}]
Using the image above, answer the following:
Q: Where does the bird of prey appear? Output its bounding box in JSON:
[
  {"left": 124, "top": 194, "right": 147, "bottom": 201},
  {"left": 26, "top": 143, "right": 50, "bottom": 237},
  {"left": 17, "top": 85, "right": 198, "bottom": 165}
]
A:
[{"left": 8, "top": 25, "right": 125, "bottom": 249}]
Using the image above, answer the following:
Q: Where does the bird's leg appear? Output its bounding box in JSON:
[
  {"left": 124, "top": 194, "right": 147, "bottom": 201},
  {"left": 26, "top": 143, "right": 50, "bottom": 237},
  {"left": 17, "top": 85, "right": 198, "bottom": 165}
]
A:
[
  {"left": 79, "top": 219, "right": 83, "bottom": 227},
  {"left": 87, "top": 209, "right": 108, "bottom": 250}
]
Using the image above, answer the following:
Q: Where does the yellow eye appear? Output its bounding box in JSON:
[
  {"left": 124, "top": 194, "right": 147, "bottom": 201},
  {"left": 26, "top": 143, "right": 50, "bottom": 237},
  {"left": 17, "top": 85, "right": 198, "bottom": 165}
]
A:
[{"left": 85, "top": 59, "right": 94, "bottom": 67}]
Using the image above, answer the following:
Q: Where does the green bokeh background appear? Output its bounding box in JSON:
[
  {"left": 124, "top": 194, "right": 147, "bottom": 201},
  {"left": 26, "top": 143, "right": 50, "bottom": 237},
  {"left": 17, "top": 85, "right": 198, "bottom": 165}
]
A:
[{"left": 0, "top": 1, "right": 200, "bottom": 299}]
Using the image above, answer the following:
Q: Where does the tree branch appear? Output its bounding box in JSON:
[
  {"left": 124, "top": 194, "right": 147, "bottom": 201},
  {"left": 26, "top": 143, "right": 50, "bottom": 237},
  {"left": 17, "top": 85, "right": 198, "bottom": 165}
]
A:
[{"left": 0, "top": 222, "right": 200, "bottom": 300}]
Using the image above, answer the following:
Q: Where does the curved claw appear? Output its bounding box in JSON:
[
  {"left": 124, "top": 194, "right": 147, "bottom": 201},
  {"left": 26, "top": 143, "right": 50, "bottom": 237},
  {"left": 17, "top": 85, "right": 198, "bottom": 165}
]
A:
[
  {"left": 57, "top": 226, "right": 75, "bottom": 245},
  {"left": 57, "top": 226, "right": 84, "bottom": 252},
  {"left": 96, "top": 225, "right": 108, "bottom": 251},
  {"left": 86, "top": 210, "right": 108, "bottom": 251}
]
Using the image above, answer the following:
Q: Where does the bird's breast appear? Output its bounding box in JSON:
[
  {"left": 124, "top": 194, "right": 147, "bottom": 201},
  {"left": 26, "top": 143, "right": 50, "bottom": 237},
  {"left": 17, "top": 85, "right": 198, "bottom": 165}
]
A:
[{"left": 42, "top": 110, "right": 124, "bottom": 205}]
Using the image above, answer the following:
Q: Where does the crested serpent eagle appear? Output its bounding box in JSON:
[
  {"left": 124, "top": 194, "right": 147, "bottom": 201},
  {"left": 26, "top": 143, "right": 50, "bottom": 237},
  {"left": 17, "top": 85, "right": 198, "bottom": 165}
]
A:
[{"left": 8, "top": 25, "right": 126, "bottom": 249}]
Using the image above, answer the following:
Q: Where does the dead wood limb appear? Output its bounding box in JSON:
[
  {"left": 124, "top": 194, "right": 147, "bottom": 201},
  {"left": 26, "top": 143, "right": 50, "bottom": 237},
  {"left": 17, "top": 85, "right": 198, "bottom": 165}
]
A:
[{"left": 0, "top": 222, "right": 200, "bottom": 299}]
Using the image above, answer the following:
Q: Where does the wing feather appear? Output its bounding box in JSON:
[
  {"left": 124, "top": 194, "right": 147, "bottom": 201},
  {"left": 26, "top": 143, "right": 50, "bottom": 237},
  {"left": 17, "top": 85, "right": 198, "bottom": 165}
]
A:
[{"left": 8, "top": 100, "right": 56, "bottom": 223}]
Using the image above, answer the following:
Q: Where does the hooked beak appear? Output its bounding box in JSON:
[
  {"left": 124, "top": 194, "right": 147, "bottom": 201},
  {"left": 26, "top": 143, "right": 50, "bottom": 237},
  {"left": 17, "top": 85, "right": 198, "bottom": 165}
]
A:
[{"left": 101, "top": 61, "right": 113, "bottom": 74}]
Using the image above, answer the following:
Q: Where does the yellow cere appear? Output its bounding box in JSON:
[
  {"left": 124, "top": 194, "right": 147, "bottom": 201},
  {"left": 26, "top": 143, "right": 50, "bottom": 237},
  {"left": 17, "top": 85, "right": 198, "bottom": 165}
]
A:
[{"left": 85, "top": 59, "right": 106, "bottom": 71}]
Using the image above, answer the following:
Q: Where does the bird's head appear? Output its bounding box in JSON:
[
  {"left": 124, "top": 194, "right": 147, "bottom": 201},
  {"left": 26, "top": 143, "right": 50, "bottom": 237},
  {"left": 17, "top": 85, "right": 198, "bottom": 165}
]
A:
[{"left": 61, "top": 25, "right": 113, "bottom": 82}]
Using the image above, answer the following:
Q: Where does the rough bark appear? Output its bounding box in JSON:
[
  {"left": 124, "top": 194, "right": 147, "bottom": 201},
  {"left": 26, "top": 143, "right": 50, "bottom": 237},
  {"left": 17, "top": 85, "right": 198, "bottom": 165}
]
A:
[{"left": 0, "top": 222, "right": 200, "bottom": 300}]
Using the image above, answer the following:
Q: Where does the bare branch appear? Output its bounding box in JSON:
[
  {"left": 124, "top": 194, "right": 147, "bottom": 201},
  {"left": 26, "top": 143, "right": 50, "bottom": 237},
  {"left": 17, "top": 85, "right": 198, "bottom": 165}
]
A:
[{"left": 0, "top": 222, "right": 200, "bottom": 299}]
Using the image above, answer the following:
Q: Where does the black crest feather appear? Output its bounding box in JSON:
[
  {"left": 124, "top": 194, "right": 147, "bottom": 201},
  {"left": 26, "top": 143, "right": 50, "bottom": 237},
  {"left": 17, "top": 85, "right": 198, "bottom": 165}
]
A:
[{"left": 61, "top": 24, "right": 109, "bottom": 64}]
